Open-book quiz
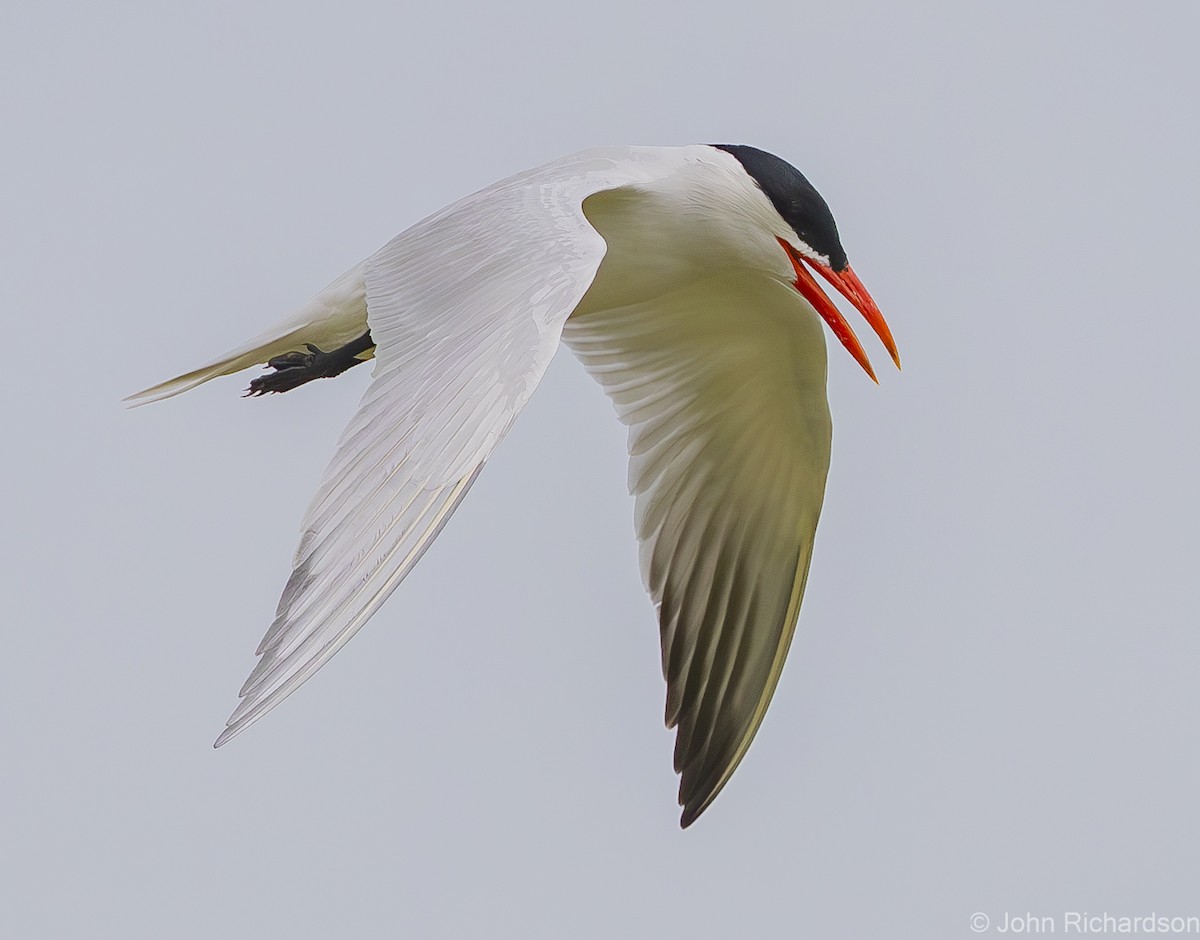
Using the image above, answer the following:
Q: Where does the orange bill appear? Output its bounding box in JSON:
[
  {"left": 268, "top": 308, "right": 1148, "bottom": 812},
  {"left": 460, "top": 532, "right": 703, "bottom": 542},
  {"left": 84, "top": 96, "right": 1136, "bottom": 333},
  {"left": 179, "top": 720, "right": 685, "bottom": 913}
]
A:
[{"left": 778, "top": 237, "right": 900, "bottom": 380}]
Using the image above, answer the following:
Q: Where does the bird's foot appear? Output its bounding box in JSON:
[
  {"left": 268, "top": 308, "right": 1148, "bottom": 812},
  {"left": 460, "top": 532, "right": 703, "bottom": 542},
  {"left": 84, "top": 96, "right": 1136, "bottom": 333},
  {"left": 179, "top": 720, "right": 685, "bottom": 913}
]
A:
[
  {"left": 246, "top": 345, "right": 332, "bottom": 396},
  {"left": 245, "top": 331, "right": 375, "bottom": 397}
]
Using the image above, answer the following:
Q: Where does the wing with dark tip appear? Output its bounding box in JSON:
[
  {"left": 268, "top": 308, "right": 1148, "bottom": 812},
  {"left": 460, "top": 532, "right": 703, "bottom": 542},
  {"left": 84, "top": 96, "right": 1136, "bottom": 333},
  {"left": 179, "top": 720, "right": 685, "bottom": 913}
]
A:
[{"left": 564, "top": 269, "right": 833, "bottom": 826}]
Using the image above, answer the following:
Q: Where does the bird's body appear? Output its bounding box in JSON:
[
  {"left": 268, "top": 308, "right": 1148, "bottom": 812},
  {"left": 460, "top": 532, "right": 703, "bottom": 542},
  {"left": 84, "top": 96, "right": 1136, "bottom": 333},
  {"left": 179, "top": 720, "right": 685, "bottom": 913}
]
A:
[{"left": 130, "top": 145, "right": 897, "bottom": 826}]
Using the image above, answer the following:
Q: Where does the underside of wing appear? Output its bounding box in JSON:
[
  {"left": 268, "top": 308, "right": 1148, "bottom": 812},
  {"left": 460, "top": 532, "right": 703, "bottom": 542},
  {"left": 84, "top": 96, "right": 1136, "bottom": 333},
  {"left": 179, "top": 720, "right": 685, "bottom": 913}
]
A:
[{"left": 564, "top": 270, "right": 833, "bottom": 826}]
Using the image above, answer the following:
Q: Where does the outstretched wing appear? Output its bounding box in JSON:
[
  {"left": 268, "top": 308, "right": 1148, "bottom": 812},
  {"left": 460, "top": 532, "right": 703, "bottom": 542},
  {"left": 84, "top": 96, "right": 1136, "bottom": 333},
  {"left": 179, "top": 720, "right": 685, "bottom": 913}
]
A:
[
  {"left": 216, "top": 154, "right": 639, "bottom": 746},
  {"left": 564, "top": 270, "right": 833, "bottom": 826}
]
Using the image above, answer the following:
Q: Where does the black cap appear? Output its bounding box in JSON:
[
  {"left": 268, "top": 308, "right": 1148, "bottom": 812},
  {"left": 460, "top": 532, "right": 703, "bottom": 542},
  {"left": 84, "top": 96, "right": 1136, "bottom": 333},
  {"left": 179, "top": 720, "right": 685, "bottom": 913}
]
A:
[{"left": 712, "top": 144, "right": 848, "bottom": 271}]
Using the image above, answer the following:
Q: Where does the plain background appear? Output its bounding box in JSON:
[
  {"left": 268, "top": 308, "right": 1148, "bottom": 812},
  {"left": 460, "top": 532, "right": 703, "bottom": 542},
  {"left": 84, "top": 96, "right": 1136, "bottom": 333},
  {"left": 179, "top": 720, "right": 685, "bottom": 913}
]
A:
[{"left": 3, "top": 2, "right": 1198, "bottom": 937}]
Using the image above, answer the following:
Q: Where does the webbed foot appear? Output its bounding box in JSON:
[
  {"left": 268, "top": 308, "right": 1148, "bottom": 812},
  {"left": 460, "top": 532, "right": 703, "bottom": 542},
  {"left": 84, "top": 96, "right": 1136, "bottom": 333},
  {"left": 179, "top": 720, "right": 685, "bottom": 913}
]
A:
[{"left": 245, "top": 331, "right": 375, "bottom": 396}]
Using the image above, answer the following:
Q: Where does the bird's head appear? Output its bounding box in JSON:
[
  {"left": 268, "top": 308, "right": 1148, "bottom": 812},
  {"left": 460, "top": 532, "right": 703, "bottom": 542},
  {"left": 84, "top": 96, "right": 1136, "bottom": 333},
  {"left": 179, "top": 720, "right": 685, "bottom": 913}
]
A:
[{"left": 713, "top": 144, "right": 900, "bottom": 382}]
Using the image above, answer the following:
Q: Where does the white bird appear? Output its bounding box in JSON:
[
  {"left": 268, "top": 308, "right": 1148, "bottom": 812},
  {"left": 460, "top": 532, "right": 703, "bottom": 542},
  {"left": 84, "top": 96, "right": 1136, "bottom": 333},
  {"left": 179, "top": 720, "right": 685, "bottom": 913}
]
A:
[{"left": 129, "top": 145, "right": 899, "bottom": 827}]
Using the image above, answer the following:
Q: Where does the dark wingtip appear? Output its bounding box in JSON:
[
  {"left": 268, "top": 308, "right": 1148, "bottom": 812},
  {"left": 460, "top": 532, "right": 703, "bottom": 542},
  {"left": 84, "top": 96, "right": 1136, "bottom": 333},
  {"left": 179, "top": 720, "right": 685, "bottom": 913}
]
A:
[{"left": 678, "top": 782, "right": 710, "bottom": 829}]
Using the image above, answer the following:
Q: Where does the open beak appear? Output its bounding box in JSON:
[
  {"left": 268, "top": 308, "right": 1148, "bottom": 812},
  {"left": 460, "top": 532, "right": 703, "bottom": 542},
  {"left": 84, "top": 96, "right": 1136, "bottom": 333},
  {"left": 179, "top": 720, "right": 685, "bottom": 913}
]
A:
[{"left": 778, "top": 237, "right": 900, "bottom": 383}]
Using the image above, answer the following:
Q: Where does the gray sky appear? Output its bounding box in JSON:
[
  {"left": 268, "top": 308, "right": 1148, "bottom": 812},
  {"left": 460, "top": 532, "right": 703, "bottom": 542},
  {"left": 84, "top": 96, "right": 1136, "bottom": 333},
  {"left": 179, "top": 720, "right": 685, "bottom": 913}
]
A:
[{"left": 3, "top": 2, "right": 1199, "bottom": 937}]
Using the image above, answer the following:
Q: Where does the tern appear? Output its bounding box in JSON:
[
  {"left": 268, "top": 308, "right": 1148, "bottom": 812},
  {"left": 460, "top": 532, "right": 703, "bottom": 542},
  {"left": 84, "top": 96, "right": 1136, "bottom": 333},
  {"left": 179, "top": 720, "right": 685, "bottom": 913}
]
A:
[{"left": 130, "top": 145, "right": 899, "bottom": 827}]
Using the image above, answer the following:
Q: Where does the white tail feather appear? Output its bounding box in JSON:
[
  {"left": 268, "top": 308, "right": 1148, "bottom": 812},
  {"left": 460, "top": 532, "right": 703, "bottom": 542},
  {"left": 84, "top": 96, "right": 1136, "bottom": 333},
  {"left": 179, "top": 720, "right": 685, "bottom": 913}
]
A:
[{"left": 125, "top": 262, "right": 370, "bottom": 406}]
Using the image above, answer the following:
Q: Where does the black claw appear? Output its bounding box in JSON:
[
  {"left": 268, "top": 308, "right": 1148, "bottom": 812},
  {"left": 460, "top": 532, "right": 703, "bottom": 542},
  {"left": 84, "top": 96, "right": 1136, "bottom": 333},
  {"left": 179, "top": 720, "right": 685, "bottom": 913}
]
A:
[
  {"left": 245, "top": 364, "right": 317, "bottom": 396},
  {"left": 244, "top": 330, "right": 375, "bottom": 397}
]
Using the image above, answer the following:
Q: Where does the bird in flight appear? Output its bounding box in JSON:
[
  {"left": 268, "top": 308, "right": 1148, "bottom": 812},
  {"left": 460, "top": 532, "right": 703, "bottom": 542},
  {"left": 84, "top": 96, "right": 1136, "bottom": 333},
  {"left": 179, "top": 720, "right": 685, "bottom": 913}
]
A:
[{"left": 129, "top": 145, "right": 899, "bottom": 827}]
